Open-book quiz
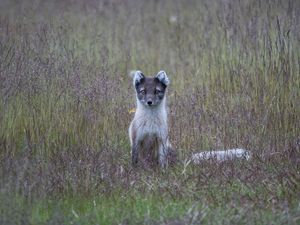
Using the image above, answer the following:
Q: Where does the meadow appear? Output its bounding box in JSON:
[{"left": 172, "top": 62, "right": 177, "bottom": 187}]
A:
[{"left": 0, "top": 0, "right": 299, "bottom": 224}]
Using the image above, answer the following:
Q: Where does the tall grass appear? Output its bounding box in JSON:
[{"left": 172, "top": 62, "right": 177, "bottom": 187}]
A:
[{"left": 0, "top": 0, "right": 299, "bottom": 224}]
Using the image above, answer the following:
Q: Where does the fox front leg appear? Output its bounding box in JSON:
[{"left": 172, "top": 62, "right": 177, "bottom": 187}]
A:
[
  {"left": 158, "top": 142, "right": 168, "bottom": 168},
  {"left": 131, "top": 144, "right": 138, "bottom": 166}
]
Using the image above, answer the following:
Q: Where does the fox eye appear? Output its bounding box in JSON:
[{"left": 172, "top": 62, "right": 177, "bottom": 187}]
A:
[
  {"left": 155, "top": 89, "right": 163, "bottom": 94},
  {"left": 139, "top": 90, "right": 146, "bottom": 94}
]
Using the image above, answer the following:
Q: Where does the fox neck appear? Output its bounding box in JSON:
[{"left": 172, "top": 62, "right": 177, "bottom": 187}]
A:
[{"left": 135, "top": 97, "right": 167, "bottom": 121}]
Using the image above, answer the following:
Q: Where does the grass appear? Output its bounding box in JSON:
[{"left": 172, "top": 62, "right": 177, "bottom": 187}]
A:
[
  {"left": 0, "top": 0, "right": 300, "bottom": 224},
  {"left": 1, "top": 192, "right": 299, "bottom": 224}
]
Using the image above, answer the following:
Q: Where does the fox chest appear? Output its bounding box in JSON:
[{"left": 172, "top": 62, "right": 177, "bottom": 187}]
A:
[{"left": 135, "top": 118, "right": 167, "bottom": 142}]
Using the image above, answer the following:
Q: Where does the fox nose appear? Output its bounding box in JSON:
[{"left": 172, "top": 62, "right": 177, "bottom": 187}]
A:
[{"left": 147, "top": 101, "right": 153, "bottom": 105}]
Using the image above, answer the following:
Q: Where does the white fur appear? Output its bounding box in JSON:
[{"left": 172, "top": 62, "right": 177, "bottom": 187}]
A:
[
  {"left": 191, "top": 149, "right": 251, "bottom": 164},
  {"left": 129, "top": 92, "right": 170, "bottom": 167},
  {"left": 130, "top": 101, "right": 167, "bottom": 141}
]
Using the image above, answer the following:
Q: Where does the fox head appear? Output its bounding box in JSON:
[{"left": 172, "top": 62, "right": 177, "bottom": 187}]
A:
[{"left": 131, "top": 70, "right": 169, "bottom": 107}]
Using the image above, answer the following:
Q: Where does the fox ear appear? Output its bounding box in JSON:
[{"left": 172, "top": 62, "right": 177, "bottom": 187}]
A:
[
  {"left": 130, "top": 70, "right": 145, "bottom": 86},
  {"left": 155, "top": 71, "right": 169, "bottom": 86}
]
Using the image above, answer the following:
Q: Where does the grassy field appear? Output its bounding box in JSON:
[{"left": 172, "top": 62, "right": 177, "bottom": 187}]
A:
[{"left": 0, "top": 0, "right": 300, "bottom": 224}]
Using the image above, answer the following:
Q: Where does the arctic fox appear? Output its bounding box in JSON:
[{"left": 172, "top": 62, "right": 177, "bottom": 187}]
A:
[
  {"left": 128, "top": 70, "right": 174, "bottom": 167},
  {"left": 129, "top": 70, "right": 250, "bottom": 168}
]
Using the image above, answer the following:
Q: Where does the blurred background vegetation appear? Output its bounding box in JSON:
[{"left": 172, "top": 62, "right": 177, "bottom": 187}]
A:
[{"left": 0, "top": 0, "right": 299, "bottom": 224}]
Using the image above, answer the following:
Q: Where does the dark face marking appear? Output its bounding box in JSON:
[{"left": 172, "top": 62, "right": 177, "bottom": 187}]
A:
[{"left": 135, "top": 77, "right": 167, "bottom": 107}]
